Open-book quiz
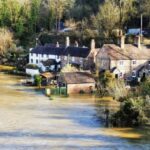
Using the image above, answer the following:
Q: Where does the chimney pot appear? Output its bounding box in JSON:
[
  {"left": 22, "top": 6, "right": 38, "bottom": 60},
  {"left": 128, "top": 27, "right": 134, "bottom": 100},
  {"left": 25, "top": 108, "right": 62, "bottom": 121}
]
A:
[
  {"left": 66, "top": 36, "right": 70, "bottom": 47},
  {"left": 120, "top": 36, "right": 125, "bottom": 49},
  {"left": 134, "top": 36, "right": 141, "bottom": 49},
  {"left": 56, "top": 42, "right": 59, "bottom": 47},
  {"left": 91, "top": 39, "right": 95, "bottom": 50},
  {"left": 75, "top": 41, "right": 79, "bottom": 47}
]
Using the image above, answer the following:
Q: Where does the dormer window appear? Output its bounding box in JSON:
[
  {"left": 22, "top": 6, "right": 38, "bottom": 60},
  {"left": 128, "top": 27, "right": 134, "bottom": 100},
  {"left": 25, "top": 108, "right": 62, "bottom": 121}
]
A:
[{"left": 36, "top": 54, "right": 38, "bottom": 57}]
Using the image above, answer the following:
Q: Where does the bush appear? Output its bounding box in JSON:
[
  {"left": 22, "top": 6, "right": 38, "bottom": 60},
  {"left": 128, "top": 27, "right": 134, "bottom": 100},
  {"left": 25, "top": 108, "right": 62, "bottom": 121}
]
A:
[
  {"left": 111, "top": 97, "right": 148, "bottom": 127},
  {"left": 140, "top": 78, "right": 150, "bottom": 97},
  {"left": 26, "top": 64, "right": 39, "bottom": 69},
  {"left": 79, "top": 90, "right": 85, "bottom": 94},
  {"left": 34, "top": 75, "right": 42, "bottom": 87}
]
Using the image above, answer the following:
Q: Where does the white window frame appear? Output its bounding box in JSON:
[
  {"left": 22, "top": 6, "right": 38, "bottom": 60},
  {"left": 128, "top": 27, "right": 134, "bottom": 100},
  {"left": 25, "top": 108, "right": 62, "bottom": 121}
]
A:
[{"left": 72, "top": 57, "right": 75, "bottom": 62}]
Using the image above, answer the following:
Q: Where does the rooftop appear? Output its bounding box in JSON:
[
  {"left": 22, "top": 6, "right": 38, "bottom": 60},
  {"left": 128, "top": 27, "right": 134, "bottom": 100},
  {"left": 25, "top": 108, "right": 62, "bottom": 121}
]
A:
[
  {"left": 97, "top": 44, "right": 150, "bottom": 60},
  {"left": 59, "top": 72, "right": 95, "bottom": 84},
  {"left": 30, "top": 44, "right": 90, "bottom": 58}
]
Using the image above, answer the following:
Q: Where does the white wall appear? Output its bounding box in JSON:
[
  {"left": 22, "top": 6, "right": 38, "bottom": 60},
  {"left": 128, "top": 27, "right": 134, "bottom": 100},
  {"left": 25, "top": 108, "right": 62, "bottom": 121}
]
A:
[
  {"left": 26, "top": 68, "right": 40, "bottom": 76},
  {"left": 29, "top": 53, "right": 61, "bottom": 66}
]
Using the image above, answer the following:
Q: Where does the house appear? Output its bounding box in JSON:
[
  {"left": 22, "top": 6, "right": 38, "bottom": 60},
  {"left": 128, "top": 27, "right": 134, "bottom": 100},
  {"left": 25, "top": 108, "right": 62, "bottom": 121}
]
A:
[
  {"left": 58, "top": 72, "right": 95, "bottom": 94},
  {"left": 96, "top": 36, "right": 150, "bottom": 78},
  {"left": 28, "top": 37, "right": 97, "bottom": 71}
]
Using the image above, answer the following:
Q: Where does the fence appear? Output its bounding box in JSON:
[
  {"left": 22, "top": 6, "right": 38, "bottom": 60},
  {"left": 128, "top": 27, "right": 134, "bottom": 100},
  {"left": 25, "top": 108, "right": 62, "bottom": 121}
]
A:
[{"left": 50, "top": 87, "right": 67, "bottom": 96}]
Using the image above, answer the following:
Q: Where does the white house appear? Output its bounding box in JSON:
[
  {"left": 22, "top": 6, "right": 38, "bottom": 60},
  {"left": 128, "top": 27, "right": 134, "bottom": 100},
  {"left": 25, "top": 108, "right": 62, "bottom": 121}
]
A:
[{"left": 28, "top": 37, "right": 96, "bottom": 71}]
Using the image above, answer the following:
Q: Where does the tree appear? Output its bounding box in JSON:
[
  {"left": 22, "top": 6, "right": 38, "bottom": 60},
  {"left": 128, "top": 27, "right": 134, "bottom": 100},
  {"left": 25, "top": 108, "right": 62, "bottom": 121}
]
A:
[
  {"left": 0, "top": 28, "right": 14, "bottom": 56},
  {"left": 108, "top": 79, "right": 128, "bottom": 101},
  {"left": 111, "top": 97, "right": 148, "bottom": 127},
  {"left": 29, "top": 0, "right": 41, "bottom": 33},
  {"left": 50, "top": 0, "right": 74, "bottom": 31},
  {"left": 140, "top": 78, "right": 150, "bottom": 97},
  {"left": 140, "top": 0, "right": 150, "bottom": 27},
  {"left": 93, "top": 1, "right": 120, "bottom": 38},
  {"left": 61, "top": 64, "right": 79, "bottom": 73},
  {"left": 115, "top": 0, "right": 136, "bottom": 29},
  {"left": 96, "top": 70, "right": 115, "bottom": 97},
  {"left": 34, "top": 75, "right": 42, "bottom": 88}
]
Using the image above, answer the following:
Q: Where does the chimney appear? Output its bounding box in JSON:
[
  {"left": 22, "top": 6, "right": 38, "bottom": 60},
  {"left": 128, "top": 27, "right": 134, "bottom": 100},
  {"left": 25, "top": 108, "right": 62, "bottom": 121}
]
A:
[
  {"left": 75, "top": 41, "right": 79, "bottom": 47},
  {"left": 91, "top": 39, "right": 95, "bottom": 50},
  {"left": 66, "top": 36, "right": 70, "bottom": 47},
  {"left": 134, "top": 36, "right": 141, "bottom": 49},
  {"left": 120, "top": 36, "right": 125, "bottom": 49},
  {"left": 56, "top": 41, "right": 59, "bottom": 47}
]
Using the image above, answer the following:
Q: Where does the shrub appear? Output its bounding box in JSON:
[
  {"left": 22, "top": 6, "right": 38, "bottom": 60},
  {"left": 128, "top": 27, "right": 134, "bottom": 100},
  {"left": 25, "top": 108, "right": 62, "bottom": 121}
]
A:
[
  {"left": 79, "top": 90, "right": 85, "bottom": 94},
  {"left": 140, "top": 78, "right": 150, "bottom": 97},
  {"left": 108, "top": 79, "right": 128, "bottom": 101},
  {"left": 34, "top": 75, "right": 42, "bottom": 88},
  {"left": 26, "top": 64, "right": 39, "bottom": 69},
  {"left": 111, "top": 97, "right": 148, "bottom": 127}
]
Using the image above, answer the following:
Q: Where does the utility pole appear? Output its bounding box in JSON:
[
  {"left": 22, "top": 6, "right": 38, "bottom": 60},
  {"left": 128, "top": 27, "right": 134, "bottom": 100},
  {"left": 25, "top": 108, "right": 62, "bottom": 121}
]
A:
[{"left": 140, "top": 14, "right": 143, "bottom": 38}]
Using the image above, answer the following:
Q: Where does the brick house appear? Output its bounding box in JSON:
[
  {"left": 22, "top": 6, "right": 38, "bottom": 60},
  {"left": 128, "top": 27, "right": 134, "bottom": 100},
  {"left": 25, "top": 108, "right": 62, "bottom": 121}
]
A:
[{"left": 96, "top": 36, "right": 150, "bottom": 78}]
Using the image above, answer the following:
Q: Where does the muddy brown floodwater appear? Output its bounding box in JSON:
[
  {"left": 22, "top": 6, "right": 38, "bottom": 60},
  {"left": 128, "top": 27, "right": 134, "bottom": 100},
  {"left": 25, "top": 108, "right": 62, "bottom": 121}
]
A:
[{"left": 0, "top": 73, "right": 150, "bottom": 150}]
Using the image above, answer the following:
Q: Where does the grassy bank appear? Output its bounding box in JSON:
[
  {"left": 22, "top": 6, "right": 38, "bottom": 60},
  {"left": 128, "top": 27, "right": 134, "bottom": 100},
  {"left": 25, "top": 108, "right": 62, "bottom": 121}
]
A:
[{"left": 0, "top": 65, "right": 16, "bottom": 72}]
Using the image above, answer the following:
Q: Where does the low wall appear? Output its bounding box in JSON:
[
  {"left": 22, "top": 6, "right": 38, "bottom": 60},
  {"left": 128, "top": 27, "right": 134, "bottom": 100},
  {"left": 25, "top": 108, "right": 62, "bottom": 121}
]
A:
[{"left": 67, "top": 83, "right": 95, "bottom": 94}]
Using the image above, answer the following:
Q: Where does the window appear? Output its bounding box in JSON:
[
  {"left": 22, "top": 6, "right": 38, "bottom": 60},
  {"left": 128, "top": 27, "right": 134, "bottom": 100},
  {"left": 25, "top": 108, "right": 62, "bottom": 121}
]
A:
[
  {"left": 57, "top": 55, "right": 60, "bottom": 59},
  {"left": 64, "top": 56, "right": 67, "bottom": 61},
  {"left": 120, "top": 72, "right": 123, "bottom": 77},
  {"left": 132, "top": 70, "right": 136, "bottom": 77},
  {"left": 119, "top": 60, "right": 124, "bottom": 65},
  {"left": 36, "top": 54, "right": 38, "bottom": 57},
  {"left": 36, "top": 59, "right": 38, "bottom": 64},
  {"left": 31, "top": 53, "right": 33, "bottom": 56},
  {"left": 132, "top": 60, "right": 136, "bottom": 65},
  {"left": 72, "top": 57, "right": 75, "bottom": 62},
  {"left": 31, "top": 59, "right": 33, "bottom": 63},
  {"left": 80, "top": 58, "right": 82, "bottom": 63}
]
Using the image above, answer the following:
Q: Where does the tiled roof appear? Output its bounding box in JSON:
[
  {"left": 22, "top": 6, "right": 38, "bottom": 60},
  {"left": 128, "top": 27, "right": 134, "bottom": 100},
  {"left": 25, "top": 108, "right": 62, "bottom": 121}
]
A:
[
  {"left": 30, "top": 45, "right": 90, "bottom": 58},
  {"left": 40, "top": 72, "right": 54, "bottom": 79},
  {"left": 59, "top": 72, "right": 95, "bottom": 84},
  {"left": 97, "top": 44, "right": 150, "bottom": 60}
]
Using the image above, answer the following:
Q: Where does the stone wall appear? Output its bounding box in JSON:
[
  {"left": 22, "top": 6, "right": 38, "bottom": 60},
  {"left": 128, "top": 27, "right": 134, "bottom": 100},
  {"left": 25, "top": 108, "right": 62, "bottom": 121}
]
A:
[{"left": 67, "top": 83, "right": 95, "bottom": 94}]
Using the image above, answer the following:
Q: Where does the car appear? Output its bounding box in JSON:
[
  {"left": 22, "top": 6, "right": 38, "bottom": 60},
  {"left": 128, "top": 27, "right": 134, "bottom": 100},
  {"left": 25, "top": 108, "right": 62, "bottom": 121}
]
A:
[{"left": 59, "top": 27, "right": 74, "bottom": 33}]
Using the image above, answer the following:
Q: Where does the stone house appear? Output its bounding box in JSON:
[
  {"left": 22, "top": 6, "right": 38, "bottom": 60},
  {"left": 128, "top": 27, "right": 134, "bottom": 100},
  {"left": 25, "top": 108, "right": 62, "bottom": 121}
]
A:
[
  {"left": 58, "top": 72, "right": 95, "bottom": 94},
  {"left": 96, "top": 36, "right": 150, "bottom": 78}
]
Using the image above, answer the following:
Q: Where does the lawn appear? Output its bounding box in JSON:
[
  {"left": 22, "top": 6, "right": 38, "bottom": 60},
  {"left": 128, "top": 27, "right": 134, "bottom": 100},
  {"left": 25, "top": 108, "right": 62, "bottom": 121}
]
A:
[{"left": 0, "top": 65, "right": 16, "bottom": 71}]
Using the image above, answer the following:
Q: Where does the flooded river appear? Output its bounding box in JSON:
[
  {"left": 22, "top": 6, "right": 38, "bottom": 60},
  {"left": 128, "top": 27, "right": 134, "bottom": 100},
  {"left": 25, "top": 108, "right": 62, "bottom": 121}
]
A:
[{"left": 0, "top": 73, "right": 150, "bottom": 150}]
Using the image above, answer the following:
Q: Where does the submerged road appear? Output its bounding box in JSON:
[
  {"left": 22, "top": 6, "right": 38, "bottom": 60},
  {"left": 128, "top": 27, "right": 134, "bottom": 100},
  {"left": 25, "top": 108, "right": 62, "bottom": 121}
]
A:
[{"left": 0, "top": 73, "right": 149, "bottom": 150}]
